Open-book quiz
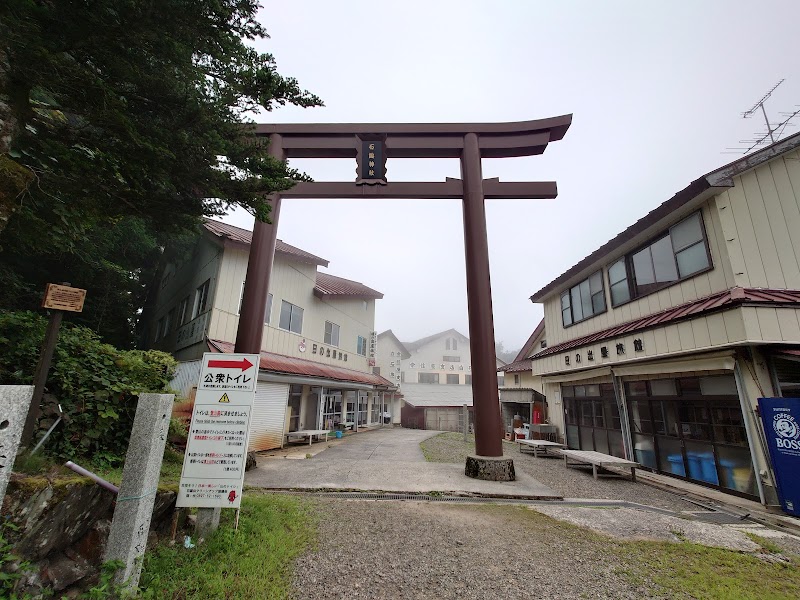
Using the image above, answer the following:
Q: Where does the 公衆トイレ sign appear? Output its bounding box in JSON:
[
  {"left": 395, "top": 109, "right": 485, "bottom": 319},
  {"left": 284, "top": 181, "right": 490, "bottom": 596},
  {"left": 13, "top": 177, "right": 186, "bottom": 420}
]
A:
[{"left": 176, "top": 352, "right": 259, "bottom": 509}]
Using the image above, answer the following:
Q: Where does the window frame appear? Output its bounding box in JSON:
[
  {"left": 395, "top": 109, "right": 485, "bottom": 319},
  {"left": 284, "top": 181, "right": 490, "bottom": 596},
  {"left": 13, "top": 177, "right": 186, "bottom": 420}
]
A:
[
  {"left": 446, "top": 373, "right": 459, "bottom": 385},
  {"left": 357, "top": 335, "right": 367, "bottom": 356},
  {"left": 324, "top": 321, "right": 340, "bottom": 347},
  {"left": 418, "top": 372, "right": 439, "bottom": 384},
  {"left": 278, "top": 300, "right": 304, "bottom": 334},
  {"left": 607, "top": 211, "right": 713, "bottom": 308},
  {"left": 193, "top": 279, "right": 210, "bottom": 319},
  {"left": 264, "top": 293, "right": 273, "bottom": 325},
  {"left": 560, "top": 270, "right": 607, "bottom": 328}
]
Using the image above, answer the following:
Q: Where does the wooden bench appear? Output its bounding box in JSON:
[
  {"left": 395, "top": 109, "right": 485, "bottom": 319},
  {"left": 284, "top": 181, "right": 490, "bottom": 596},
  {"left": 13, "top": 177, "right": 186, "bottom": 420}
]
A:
[
  {"left": 558, "top": 449, "right": 640, "bottom": 482},
  {"left": 285, "top": 430, "right": 331, "bottom": 446},
  {"left": 518, "top": 439, "right": 565, "bottom": 458}
]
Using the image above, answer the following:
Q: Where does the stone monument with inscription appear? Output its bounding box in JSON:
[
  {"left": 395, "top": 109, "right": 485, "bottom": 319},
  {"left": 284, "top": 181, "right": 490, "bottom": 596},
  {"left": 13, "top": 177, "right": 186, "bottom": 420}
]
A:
[
  {"left": 0, "top": 386, "right": 34, "bottom": 505},
  {"left": 104, "top": 393, "right": 173, "bottom": 590}
]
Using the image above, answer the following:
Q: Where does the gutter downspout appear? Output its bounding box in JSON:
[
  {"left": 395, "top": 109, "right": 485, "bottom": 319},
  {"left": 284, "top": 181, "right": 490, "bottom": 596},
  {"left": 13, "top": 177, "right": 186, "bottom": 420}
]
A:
[
  {"left": 612, "top": 373, "right": 634, "bottom": 461},
  {"left": 733, "top": 360, "right": 767, "bottom": 505}
]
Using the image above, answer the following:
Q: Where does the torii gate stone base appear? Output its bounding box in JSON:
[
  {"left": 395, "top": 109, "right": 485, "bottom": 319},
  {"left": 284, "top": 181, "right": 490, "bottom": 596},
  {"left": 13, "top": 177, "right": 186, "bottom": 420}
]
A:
[{"left": 235, "top": 116, "right": 571, "bottom": 481}]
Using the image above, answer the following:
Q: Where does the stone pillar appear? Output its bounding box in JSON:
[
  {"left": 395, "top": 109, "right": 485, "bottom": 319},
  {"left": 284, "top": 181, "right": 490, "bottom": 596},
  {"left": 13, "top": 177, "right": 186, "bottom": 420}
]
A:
[
  {"left": 0, "top": 386, "right": 34, "bottom": 504},
  {"left": 196, "top": 506, "right": 221, "bottom": 540},
  {"left": 104, "top": 393, "right": 173, "bottom": 590}
]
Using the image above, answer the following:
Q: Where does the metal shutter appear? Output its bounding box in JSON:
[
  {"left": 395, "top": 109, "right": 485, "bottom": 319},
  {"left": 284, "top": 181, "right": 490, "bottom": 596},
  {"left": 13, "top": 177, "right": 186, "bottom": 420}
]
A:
[{"left": 248, "top": 382, "right": 289, "bottom": 451}]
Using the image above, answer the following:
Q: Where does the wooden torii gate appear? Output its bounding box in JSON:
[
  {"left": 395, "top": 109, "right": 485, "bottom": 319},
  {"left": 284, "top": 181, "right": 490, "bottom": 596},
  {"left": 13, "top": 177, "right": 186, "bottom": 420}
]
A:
[{"left": 234, "top": 115, "right": 571, "bottom": 478}]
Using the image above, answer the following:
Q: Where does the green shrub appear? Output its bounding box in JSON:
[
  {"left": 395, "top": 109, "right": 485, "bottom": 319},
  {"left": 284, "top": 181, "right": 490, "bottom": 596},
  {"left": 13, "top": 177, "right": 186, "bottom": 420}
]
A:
[{"left": 0, "top": 311, "right": 177, "bottom": 463}]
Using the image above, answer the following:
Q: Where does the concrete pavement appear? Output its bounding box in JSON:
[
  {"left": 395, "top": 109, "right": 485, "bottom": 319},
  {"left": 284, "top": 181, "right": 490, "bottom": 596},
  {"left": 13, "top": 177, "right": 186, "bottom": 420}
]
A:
[{"left": 245, "top": 428, "right": 562, "bottom": 500}]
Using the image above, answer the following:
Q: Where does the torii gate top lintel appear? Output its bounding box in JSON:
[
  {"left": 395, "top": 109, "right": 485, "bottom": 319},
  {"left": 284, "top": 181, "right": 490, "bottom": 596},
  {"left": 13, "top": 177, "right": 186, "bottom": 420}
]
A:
[
  {"left": 235, "top": 114, "right": 572, "bottom": 463},
  {"left": 254, "top": 114, "right": 572, "bottom": 159}
]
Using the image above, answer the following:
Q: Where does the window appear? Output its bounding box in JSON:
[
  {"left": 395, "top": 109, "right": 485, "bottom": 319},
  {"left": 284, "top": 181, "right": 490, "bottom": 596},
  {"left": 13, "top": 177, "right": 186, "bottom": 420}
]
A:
[
  {"left": 155, "top": 318, "right": 164, "bottom": 341},
  {"left": 357, "top": 336, "right": 367, "bottom": 356},
  {"left": 497, "top": 374, "right": 505, "bottom": 387},
  {"left": 193, "top": 279, "right": 210, "bottom": 319},
  {"left": 178, "top": 296, "right": 190, "bottom": 325},
  {"left": 279, "top": 300, "right": 304, "bottom": 334},
  {"left": 561, "top": 271, "right": 606, "bottom": 327},
  {"left": 540, "top": 340, "right": 547, "bottom": 349},
  {"left": 418, "top": 372, "right": 439, "bottom": 384},
  {"left": 264, "top": 293, "right": 273, "bottom": 325},
  {"left": 609, "top": 212, "right": 711, "bottom": 306},
  {"left": 446, "top": 374, "right": 459, "bottom": 384},
  {"left": 514, "top": 374, "right": 520, "bottom": 385},
  {"left": 443, "top": 355, "right": 460, "bottom": 362},
  {"left": 324, "top": 321, "right": 340, "bottom": 346},
  {"left": 164, "top": 308, "right": 175, "bottom": 336}
]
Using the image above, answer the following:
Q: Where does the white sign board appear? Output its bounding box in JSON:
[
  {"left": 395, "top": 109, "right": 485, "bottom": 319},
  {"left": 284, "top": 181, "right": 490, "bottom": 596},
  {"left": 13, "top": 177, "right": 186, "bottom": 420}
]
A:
[{"left": 176, "top": 352, "right": 259, "bottom": 508}]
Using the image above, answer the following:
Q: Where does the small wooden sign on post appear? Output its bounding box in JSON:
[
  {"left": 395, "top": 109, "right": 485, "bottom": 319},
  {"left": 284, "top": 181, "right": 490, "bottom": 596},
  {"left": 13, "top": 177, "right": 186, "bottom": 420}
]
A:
[
  {"left": 42, "top": 283, "right": 87, "bottom": 312},
  {"left": 21, "top": 283, "right": 87, "bottom": 446}
]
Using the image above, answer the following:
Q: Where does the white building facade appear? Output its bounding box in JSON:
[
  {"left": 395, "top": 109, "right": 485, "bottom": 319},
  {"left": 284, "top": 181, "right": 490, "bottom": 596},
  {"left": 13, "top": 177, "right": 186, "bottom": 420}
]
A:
[
  {"left": 526, "top": 134, "right": 800, "bottom": 505},
  {"left": 147, "top": 220, "right": 398, "bottom": 450}
]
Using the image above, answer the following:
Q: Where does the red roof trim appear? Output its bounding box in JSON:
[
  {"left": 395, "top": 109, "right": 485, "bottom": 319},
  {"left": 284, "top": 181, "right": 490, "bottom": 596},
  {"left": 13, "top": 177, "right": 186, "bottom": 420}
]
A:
[
  {"left": 499, "top": 359, "right": 532, "bottom": 373},
  {"left": 532, "top": 287, "right": 800, "bottom": 359},
  {"left": 203, "top": 219, "right": 329, "bottom": 267},
  {"left": 208, "top": 339, "right": 394, "bottom": 387},
  {"left": 313, "top": 272, "right": 384, "bottom": 300}
]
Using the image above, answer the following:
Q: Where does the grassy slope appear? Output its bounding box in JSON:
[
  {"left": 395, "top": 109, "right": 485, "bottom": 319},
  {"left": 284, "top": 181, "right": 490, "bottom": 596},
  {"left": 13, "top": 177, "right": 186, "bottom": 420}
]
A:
[{"left": 139, "top": 494, "right": 316, "bottom": 599}]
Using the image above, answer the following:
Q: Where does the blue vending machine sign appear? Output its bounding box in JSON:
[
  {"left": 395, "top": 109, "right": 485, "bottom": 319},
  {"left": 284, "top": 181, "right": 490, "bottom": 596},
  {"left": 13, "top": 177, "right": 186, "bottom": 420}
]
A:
[{"left": 758, "top": 397, "right": 800, "bottom": 516}]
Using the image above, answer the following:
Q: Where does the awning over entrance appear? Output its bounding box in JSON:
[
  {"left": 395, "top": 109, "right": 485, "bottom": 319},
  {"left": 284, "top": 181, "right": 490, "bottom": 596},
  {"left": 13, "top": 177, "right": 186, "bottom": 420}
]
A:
[{"left": 499, "top": 388, "right": 545, "bottom": 403}]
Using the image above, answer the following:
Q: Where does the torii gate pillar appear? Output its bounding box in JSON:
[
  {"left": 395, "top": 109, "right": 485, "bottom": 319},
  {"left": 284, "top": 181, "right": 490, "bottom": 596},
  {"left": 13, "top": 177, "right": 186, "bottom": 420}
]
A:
[{"left": 234, "top": 116, "right": 572, "bottom": 482}]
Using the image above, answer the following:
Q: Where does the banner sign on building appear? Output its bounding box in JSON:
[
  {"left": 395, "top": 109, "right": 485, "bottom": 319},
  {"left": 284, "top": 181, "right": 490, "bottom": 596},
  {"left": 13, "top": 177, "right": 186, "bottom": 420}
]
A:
[
  {"left": 758, "top": 397, "right": 800, "bottom": 517},
  {"left": 177, "top": 353, "right": 259, "bottom": 509}
]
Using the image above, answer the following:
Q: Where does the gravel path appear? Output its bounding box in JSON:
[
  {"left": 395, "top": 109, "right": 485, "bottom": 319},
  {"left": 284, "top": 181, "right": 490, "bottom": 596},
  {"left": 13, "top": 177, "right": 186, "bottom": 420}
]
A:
[
  {"left": 292, "top": 499, "right": 660, "bottom": 600},
  {"left": 421, "top": 433, "right": 697, "bottom": 512}
]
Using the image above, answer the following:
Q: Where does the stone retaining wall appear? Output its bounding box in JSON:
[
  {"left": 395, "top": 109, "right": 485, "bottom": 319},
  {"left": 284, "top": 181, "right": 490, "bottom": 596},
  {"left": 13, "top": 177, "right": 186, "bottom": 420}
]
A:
[{"left": 2, "top": 477, "right": 177, "bottom": 597}]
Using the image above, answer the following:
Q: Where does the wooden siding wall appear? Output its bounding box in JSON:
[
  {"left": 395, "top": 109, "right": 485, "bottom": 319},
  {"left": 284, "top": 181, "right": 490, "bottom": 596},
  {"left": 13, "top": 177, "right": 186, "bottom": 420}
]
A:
[
  {"left": 533, "top": 309, "right": 748, "bottom": 376},
  {"left": 716, "top": 149, "right": 800, "bottom": 289},
  {"left": 208, "top": 248, "right": 377, "bottom": 373},
  {"left": 151, "top": 237, "right": 222, "bottom": 355},
  {"left": 543, "top": 201, "right": 735, "bottom": 347}
]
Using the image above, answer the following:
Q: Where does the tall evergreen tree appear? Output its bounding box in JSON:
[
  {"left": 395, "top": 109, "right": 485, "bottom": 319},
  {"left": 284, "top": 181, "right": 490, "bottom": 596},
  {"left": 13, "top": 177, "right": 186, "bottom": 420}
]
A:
[{"left": 0, "top": 0, "right": 322, "bottom": 346}]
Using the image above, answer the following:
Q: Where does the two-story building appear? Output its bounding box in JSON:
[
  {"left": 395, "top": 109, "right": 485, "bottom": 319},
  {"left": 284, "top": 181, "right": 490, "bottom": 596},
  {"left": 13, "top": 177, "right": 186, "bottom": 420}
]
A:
[
  {"left": 147, "top": 219, "right": 397, "bottom": 450},
  {"left": 376, "top": 329, "right": 505, "bottom": 432},
  {"left": 527, "top": 132, "right": 800, "bottom": 505}
]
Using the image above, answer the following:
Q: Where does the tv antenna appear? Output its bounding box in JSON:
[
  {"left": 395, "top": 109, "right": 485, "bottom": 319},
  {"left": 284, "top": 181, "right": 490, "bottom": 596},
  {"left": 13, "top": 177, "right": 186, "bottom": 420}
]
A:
[{"left": 724, "top": 79, "right": 800, "bottom": 154}]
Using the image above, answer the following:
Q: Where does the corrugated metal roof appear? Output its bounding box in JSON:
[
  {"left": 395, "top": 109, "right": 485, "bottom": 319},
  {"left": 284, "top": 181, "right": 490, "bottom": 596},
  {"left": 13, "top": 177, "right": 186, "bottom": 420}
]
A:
[
  {"left": 203, "top": 219, "right": 329, "bottom": 266},
  {"left": 314, "top": 272, "right": 384, "bottom": 299},
  {"left": 499, "top": 359, "right": 532, "bottom": 373},
  {"left": 530, "top": 131, "right": 800, "bottom": 302},
  {"left": 208, "top": 339, "right": 393, "bottom": 387},
  {"left": 404, "top": 329, "right": 469, "bottom": 352},
  {"left": 533, "top": 287, "right": 800, "bottom": 359},
  {"left": 400, "top": 382, "right": 474, "bottom": 407}
]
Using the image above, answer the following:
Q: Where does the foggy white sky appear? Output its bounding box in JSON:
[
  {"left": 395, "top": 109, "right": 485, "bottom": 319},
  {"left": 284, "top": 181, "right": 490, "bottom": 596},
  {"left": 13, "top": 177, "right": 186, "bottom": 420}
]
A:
[{"left": 222, "top": 0, "right": 800, "bottom": 352}]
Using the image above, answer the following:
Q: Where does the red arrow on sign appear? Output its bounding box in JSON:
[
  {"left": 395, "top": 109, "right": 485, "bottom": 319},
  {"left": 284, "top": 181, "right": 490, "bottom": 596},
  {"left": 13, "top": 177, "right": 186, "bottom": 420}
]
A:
[{"left": 208, "top": 357, "right": 254, "bottom": 372}]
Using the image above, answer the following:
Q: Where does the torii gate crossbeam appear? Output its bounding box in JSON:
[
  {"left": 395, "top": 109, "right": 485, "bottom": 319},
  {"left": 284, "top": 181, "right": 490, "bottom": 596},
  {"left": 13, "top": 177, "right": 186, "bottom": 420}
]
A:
[{"left": 235, "top": 115, "right": 571, "bottom": 480}]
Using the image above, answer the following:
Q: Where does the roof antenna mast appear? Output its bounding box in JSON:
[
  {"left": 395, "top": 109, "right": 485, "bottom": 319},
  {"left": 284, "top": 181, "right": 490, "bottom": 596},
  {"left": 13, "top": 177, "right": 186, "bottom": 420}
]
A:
[
  {"left": 742, "top": 79, "right": 784, "bottom": 143},
  {"left": 726, "top": 79, "right": 800, "bottom": 154}
]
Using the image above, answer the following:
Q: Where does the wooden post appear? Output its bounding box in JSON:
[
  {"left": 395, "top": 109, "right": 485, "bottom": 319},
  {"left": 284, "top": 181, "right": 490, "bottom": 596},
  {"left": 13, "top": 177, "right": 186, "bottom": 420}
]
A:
[{"left": 21, "top": 309, "right": 64, "bottom": 447}]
